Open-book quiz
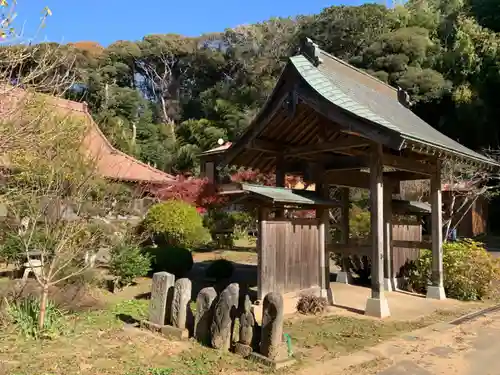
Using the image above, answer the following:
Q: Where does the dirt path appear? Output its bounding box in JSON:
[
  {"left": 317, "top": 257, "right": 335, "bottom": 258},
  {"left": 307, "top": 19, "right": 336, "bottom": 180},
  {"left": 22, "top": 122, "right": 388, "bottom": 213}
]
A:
[{"left": 304, "top": 308, "right": 500, "bottom": 375}]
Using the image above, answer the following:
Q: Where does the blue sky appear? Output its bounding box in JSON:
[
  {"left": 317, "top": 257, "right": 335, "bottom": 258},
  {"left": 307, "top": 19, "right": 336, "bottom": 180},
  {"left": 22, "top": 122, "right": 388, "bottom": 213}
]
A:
[{"left": 13, "top": 0, "right": 374, "bottom": 46}]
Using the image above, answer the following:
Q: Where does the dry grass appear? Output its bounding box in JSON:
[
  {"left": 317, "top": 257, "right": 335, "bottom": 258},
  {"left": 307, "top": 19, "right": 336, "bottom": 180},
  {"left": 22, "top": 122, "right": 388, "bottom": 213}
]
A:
[
  {"left": 0, "top": 269, "right": 491, "bottom": 375},
  {"left": 283, "top": 307, "right": 484, "bottom": 364}
]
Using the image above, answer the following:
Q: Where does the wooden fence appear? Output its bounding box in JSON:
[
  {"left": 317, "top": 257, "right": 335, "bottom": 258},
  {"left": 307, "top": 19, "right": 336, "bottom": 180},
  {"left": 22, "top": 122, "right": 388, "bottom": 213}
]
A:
[
  {"left": 258, "top": 218, "right": 321, "bottom": 299},
  {"left": 392, "top": 221, "right": 422, "bottom": 277}
]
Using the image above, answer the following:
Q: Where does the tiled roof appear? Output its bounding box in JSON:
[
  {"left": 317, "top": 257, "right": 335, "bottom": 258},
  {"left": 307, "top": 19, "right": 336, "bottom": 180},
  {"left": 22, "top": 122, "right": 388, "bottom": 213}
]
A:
[
  {"left": 221, "top": 183, "right": 340, "bottom": 207},
  {"left": 202, "top": 142, "right": 232, "bottom": 155},
  {"left": 0, "top": 88, "right": 176, "bottom": 184},
  {"left": 290, "top": 47, "right": 497, "bottom": 166}
]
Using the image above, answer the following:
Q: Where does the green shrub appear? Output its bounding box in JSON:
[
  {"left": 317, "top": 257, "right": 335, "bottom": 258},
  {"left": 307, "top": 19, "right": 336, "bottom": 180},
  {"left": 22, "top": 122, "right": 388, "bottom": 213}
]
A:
[
  {"left": 146, "top": 245, "right": 194, "bottom": 278},
  {"left": 409, "top": 239, "right": 500, "bottom": 301},
  {"left": 349, "top": 207, "right": 371, "bottom": 240},
  {"left": 143, "top": 200, "right": 211, "bottom": 249},
  {"left": 6, "top": 296, "right": 65, "bottom": 339},
  {"left": 109, "top": 243, "right": 151, "bottom": 287},
  {"left": 205, "top": 259, "right": 234, "bottom": 281},
  {"left": 0, "top": 233, "right": 23, "bottom": 266}
]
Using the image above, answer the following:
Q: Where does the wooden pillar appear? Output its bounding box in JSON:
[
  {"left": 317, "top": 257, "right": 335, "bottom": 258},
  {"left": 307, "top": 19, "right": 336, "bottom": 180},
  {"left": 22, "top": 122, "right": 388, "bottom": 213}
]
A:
[
  {"left": 257, "top": 207, "right": 270, "bottom": 302},
  {"left": 315, "top": 167, "right": 334, "bottom": 304},
  {"left": 275, "top": 155, "right": 285, "bottom": 218},
  {"left": 365, "top": 144, "right": 390, "bottom": 318},
  {"left": 383, "top": 183, "right": 394, "bottom": 291},
  {"left": 336, "top": 188, "right": 352, "bottom": 284},
  {"left": 427, "top": 159, "right": 446, "bottom": 300}
]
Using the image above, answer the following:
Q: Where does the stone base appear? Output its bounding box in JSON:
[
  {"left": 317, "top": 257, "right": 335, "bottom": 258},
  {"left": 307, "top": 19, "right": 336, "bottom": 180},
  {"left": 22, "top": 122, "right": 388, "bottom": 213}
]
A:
[
  {"left": 426, "top": 285, "right": 446, "bottom": 300},
  {"left": 365, "top": 297, "right": 391, "bottom": 318},
  {"left": 140, "top": 320, "right": 189, "bottom": 340},
  {"left": 234, "top": 342, "right": 253, "bottom": 358},
  {"left": 249, "top": 352, "right": 296, "bottom": 369},
  {"left": 336, "top": 271, "right": 352, "bottom": 284},
  {"left": 383, "top": 278, "right": 395, "bottom": 292}
]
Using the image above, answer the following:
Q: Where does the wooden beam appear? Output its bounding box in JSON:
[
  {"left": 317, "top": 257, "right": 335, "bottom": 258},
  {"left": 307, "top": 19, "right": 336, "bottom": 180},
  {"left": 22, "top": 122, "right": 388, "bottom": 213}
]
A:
[
  {"left": 327, "top": 244, "right": 371, "bottom": 257},
  {"left": 248, "top": 139, "right": 281, "bottom": 154},
  {"left": 384, "top": 170, "right": 429, "bottom": 181},
  {"left": 325, "top": 170, "right": 370, "bottom": 189},
  {"left": 286, "top": 137, "right": 370, "bottom": 157},
  {"left": 248, "top": 136, "right": 370, "bottom": 157},
  {"left": 392, "top": 240, "right": 431, "bottom": 249},
  {"left": 382, "top": 153, "right": 435, "bottom": 175}
]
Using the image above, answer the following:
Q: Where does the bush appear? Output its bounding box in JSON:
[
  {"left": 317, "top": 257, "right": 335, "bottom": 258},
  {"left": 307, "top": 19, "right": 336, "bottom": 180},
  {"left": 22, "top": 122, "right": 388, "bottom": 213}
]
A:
[
  {"left": 296, "top": 294, "right": 327, "bottom": 315},
  {"left": 146, "top": 245, "right": 194, "bottom": 278},
  {"left": 143, "top": 200, "right": 211, "bottom": 249},
  {"left": 6, "top": 296, "right": 65, "bottom": 339},
  {"left": 409, "top": 239, "right": 500, "bottom": 301},
  {"left": 0, "top": 233, "right": 23, "bottom": 266},
  {"left": 109, "top": 243, "right": 151, "bottom": 287},
  {"left": 205, "top": 259, "right": 234, "bottom": 281}
]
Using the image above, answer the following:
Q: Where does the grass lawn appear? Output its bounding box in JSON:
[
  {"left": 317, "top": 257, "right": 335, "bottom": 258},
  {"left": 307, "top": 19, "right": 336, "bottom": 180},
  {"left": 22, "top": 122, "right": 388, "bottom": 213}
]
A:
[
  {"left": 0, "top": 269, "right": 491, "bottom": 375},
  {"left": 284, "top": 305, "right": 485, "bottom": 368},
  {"left": 0, "top": 286, "right": 264, "bottom": 375},
  {"left": 193, "top": 237, "right": 257, "bottom": 265}
]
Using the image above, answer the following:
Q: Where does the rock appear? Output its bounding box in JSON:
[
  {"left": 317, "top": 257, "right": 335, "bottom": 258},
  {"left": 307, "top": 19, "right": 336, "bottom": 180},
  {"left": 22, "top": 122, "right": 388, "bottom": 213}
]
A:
[
  {"left": 239, "top": 295, "right": 255, "bottom": 345},
  {"left": 260, "top": 292, "right": 286, "bottom": 360},
  {"left": 210, "top": 283, "right": 239, "bottom": 350},
  {"left": 171, "top": 278, "right": 192, "bottom": 330},
  {"left": 194, "top": 287, "right": 217, "bottom": 345},
  {"left": 148, "top": 272, "right": 175, "bottom": 326}
]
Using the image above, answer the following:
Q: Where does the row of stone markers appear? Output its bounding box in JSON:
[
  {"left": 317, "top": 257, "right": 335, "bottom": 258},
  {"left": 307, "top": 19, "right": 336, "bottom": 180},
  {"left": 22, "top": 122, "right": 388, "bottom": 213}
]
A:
[{"left": 141, "top": 271, "right": 295, "bottom": 369}]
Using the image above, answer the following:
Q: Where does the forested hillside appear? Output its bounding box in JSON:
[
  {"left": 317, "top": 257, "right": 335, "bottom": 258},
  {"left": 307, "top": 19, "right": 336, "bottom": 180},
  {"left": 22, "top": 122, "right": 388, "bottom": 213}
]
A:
[{"left": 11, "top": 0, "right": 500, "bottom": 176}]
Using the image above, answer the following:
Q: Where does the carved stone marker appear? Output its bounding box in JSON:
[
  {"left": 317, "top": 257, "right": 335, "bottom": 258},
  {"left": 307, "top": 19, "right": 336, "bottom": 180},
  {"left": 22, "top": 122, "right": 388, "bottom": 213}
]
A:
[
  {"left": 171, "top": 278, "right": 192, "bottom": 329},
  {"left": 234, "top": 294, "right": 255, "bottom": 357},
  {"left": 211, "top": 283, "right": 239, "bottom": 350},
  {"left": 194, "top": 287, "right": 217, "bottom": 345},
  {"left": 148, "top": 272, "right": 175, "bottom": 325},
  {"left": 260, "top": 292, "right": 285, "bottom": 359},
  {"left": 249, "top": 292, "right": 295, "bottom": 369}
]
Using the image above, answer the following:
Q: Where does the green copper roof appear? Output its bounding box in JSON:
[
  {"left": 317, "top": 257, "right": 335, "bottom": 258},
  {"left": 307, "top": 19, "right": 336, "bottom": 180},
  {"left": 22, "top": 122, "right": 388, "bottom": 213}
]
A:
[
  {"left": 239, "top": 183, "right": 338, "bottom": 207},
  {"left": 290, "top": 51, "right": 497, "bottom": 167}
]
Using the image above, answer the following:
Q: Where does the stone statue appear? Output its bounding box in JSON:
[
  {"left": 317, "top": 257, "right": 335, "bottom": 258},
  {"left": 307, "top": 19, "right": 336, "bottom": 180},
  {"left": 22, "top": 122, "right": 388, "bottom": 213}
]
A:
[
  {"left": 148, "top": 272, "right": 175, "bottom": 326},
  {"left": 239, "top": 295, "right": 255, "bottom": 345},
  {"left": 260, "top": 292, "right": 285, "bottom": 360},
  {"left": 194, "top": 287, "right": 217, "bottom": 345},
  {"left": 171, "top": 278, "right": 192, "bottom": 330},
  {"left": 210, "top": 283, "right": 239, "bottom": 350}
]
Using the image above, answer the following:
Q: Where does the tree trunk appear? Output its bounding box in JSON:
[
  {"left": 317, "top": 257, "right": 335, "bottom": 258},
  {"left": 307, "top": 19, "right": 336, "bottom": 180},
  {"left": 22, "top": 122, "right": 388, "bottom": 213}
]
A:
[
  {"left": 160, "top": 96, "right": 176, "bottom": 142},
  {"left": 443, "top": 194, "right": 456, "bottom": 242},
  {"left": 38, "top": 284, "right": 49, "bottom": 329}
]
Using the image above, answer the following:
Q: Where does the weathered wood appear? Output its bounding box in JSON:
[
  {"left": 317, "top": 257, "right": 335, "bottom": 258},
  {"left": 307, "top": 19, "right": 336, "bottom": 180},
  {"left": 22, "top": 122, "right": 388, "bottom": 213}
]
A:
[
  {"left": 429, "top": 158, "right": 445, "bottom": 299},
  {"left": 257, "top": 208, "right": 271, "bottom": 301},
  {"left": 392, "top": 240, "right": 431, "bottom": 249},
  {"left": 287, "top": 137, "right": 369, "bottom": 157},
  {"left": 382, "top": 153, "right": 435, "bottom": 175},
  {"left": 327, "top": 244, "right": 372, "bottom": 257},
  {"left": 383, "top": 184, "right": 393, "bottom": 291},
  {"left": 259, "top": 218, "right": 322, "bottom": 297},
  {"left": 275, "top": 155, "right": 285, "bottom": 218},
  {"left": 295, "top": 82, "right": 404, "bottom": 150},
  {"left": 340, "top": 188, "right": 350, "bottom": 244},
  {"left": 370, "top": 144, "right": 384, "bottom": 299},
  {"left": 392, "top": 224, "right": 423, "bottom": 280}
]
